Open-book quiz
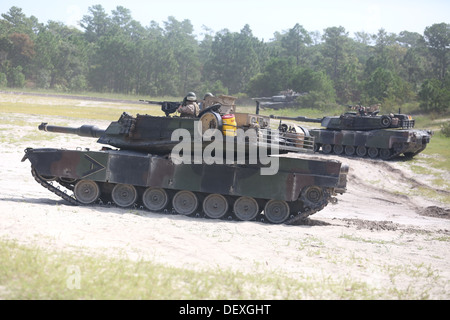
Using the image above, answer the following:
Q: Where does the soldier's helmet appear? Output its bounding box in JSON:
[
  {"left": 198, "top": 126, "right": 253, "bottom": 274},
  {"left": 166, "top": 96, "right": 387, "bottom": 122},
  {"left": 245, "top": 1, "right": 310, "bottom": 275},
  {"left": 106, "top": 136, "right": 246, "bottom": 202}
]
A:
[
  {"left": 186, "top": 92, "right": 197, "bottom": 102},
  {"left": 203, "top": 92, "right": 213, "bottom": 99}
]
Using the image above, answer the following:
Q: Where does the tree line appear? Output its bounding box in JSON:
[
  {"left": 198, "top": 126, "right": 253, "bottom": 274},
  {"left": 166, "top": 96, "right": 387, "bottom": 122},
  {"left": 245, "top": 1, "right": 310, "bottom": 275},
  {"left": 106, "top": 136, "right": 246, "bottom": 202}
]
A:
[{"left": 0, "top": 5, "right": 449, "bottom": 112}]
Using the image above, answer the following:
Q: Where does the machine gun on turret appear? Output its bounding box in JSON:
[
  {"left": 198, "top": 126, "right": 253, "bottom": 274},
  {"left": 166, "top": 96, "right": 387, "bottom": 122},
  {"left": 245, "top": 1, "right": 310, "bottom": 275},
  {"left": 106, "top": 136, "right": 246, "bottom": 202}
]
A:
[{"left": 139, "top": 100, "right": 181, "bottom": 116}]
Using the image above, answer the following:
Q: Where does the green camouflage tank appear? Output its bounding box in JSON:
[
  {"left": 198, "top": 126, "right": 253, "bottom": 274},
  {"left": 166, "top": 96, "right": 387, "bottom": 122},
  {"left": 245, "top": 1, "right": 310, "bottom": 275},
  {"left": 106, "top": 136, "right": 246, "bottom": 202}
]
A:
[
  {"left": 271, "top": 106, "right": 433, "bottom": 160},
  {"left": 22, "top": 95, "right": 349, "bottom": 224}
]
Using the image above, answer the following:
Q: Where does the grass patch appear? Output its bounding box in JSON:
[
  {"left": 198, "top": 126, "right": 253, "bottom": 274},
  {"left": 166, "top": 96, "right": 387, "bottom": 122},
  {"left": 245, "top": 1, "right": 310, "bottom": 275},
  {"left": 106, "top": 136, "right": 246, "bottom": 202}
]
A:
[
  {"left": 0, "top": 88, "right": 178, "bottom": 103},
  {"left": 431, "top": 235, "right": 450, "bottom": 242},
  {"left": 0, "top": 92, "right": 170, "bottom": 121},
  {"left": 1, "top": 102, "right": 162, "bottom": 121},
  {"left": 412, "top": 186, "right": 450, "bottom": 205},
  {"left": 420, "top": 133, "right": 450, "bottom": 171},
  {"left": 339, "top": 233, "right": 395, "bottom": 245},
  {"left": 0, "top": 239, "right": 428, "bottom": 300},
  {"left": 405, "top": 132, "right": 450, "bottom": 193},
  {"left": 1, "top": 132, "right": 58, "bottom": 145}
]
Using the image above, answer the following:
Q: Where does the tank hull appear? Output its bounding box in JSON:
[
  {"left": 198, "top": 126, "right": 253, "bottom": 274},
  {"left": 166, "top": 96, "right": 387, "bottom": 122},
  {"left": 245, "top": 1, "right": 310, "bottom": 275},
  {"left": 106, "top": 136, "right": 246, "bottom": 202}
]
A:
[
  {"left": 311, "top": 128, "right": 431, "bottom": 159},
  {"left": 22, "top": 147, "right": 348, "bottom": 224}
]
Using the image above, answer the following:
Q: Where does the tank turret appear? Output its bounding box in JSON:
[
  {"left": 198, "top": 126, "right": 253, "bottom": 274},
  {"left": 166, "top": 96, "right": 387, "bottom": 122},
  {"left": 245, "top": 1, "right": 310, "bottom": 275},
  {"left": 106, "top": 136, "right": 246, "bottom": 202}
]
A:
[
  {"left": 38, "top": 96, "right": 315, "bottom": 156},
  {"left": 271, "top": 106, "right": 433, "bottom": 160},
  {"left": 22, "top": 96, "right": 350, "bottom": 225},
  {"left": 38, "top": 112, "right": 203, "bottom": 155},
  {"left": 271, "top": 110, "right": 416, "bottom": 131}
]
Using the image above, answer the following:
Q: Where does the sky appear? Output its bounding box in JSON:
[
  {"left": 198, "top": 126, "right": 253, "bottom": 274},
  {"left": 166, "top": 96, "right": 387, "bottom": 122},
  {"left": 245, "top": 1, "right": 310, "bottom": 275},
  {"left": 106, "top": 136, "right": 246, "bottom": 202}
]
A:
[{"left": 1, "top": 0, "right": 449, "bottom": 41}]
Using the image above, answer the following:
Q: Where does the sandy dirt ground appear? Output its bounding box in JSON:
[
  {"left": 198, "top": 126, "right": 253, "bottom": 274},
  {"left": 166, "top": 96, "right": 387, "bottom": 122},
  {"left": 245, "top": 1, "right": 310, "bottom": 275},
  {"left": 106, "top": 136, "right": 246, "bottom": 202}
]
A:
[{"left": 1, "top": 94, "right": 449, "bottom": 299}]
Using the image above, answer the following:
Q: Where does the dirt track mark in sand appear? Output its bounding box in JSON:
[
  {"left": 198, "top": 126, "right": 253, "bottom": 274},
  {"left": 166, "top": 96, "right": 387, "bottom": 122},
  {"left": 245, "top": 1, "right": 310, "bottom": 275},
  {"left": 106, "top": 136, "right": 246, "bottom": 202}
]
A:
[
  {"left": 341, "top": 157, "right": 449, "bottom": 218},
  {"left": 418, "top": 206, "right": 450, "bottom": 220},
  {"left": 341, "top": 217, "right": 450, "bottom": 234},
  {"left": 349, "top": 158, "right": 448, "bottom": 196},
  {"left": 374, "top": 160, "right": 450, "bottom": 195}
]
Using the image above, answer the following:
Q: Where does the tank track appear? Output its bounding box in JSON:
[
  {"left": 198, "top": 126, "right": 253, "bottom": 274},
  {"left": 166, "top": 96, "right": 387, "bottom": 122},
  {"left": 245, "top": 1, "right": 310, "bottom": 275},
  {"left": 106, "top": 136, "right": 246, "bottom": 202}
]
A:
[
  {"left": 31, "top": 167, "right": 334, "bottom": 225},
  {"left": 315, "top": 143, "right": 425, "bottom": 160}
]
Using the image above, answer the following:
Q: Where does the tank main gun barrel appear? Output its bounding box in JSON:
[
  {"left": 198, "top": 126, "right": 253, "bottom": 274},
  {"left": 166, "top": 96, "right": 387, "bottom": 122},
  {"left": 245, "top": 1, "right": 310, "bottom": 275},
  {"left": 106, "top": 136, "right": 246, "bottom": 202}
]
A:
[
  {"left": 270, "top": 115, "right": 323, "bottom": 123},
  {"left": 38, "top": 123, "right": 105, "bottom": 138}
]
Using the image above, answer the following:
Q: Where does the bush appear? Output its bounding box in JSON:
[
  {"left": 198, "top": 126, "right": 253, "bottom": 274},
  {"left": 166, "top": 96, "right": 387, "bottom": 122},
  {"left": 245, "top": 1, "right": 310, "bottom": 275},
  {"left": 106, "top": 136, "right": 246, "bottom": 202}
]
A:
[
  {"left": 441, "top": 121, "right": 450, "bottom": 138},
  {"left": 296, "top": 91, "right": 337, "bottom": 110},
  {"left": 198, "top": 80, "right": 228, "bottom": 97},
  {"left": 8, "top": 66, "right": 25, "bottom": 88},
  {"left": 36, "top": 70, "right": 50, "bottom": 89},
  {"left": 0, "top": 72, "right": 7, "bottom": 87},
  {"left": 69, "top": 75, "right": 88, "bottom": 92},
  {"left": 419, "top": 78, "right": 450, "bottom": 113}
]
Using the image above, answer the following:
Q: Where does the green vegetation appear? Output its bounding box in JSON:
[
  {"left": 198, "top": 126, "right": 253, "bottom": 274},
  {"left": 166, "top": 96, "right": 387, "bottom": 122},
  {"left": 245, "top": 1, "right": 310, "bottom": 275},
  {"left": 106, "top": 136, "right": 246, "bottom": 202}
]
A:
[
  {"left": 0, "top": 99, "right": 162, "bottom": 121},
  {"left": 0, "top": 239, "right": 365, "bottom": 299},
  {"left": 0, "top": 239, "right": 441, "bottom": 300},
  {"left": 419, "top": 132, "right": 450, "bottom": 180},
  {"left": 0, "top": 6, "right": 449, "bottom": 114},
  {"left": 440, "top": 121, "right": 450, "bottom": 137},
  {"left": 422, "top": 133, "right": 450, "bottom": 161},
  {"left": 339, "top": 234, "right": 395, "bottom": 245}
]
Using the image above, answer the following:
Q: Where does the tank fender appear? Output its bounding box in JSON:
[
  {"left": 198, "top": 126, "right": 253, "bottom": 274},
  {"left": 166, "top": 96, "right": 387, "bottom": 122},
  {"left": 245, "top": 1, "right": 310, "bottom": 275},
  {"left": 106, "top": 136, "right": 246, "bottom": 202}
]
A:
[
  {"left": 21, "top": 148, "right": 32, "bottom": 162},
  {"left": 388, "top": 132, "right": 412, "bottom": 148},
  {"left": 335, "top": 164, "right": 349, "bottom": 194}
]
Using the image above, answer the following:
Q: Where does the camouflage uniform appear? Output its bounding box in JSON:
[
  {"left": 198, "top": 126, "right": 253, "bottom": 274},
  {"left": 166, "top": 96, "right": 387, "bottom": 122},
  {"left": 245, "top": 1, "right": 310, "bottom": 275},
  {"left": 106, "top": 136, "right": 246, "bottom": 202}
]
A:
[
  {"left": 178, "top": 92, "right": 199, "bottom": 117},
  {"left": 178, "top": 101, "right": 199, "bottom": 117}
]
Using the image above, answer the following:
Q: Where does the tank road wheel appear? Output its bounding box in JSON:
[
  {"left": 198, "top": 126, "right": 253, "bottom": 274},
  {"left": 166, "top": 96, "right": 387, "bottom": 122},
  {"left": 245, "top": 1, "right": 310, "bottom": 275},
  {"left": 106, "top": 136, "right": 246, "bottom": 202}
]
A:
[
  {"left": 74, "top": 180, "right": 100, "bottom": 205},
  {"left": 303, "top": 186, "right": 323, "bottom": 204},
  {"left": 379, "top": 148, "right": 392, "bottom": 160},
  {"left": 172, "top": 191, "right": 198, "bottom": 215},
  {"left": 313, "top": 143, "right": 320, "bottom": 152},
  {"left": 60, "top": 177, "right": 77, "bottom": 184},
  {"left": 36, "top": 171, "right": 57, "bottom": 181},
  {"left": 264, "top": 200, "right": 290, "bottom": 224},
  {"left": 333, "top": 145, "right": 344, "bottom": 155},
  {"left": 143, "top": 187, "right": 169, "bottom": 212},
  {"left": 344, "top": 145, "right": 355, "bottom": 156},
  {"left": 203, "top": 194, "right": 229, "bottom": 219},
  {"left": 368, "top": 147, "right": 379, "bottom": 158},
  {"left": 112, "top": 184, "right": 138, "bottom": 207},
  {"left": 233, "top": 196, "right": 259, "bottom": 221},
  {"left": 322, "top": 144, "right": 332, "bottom": 154},
  {"left": 356, "top": 146, "right": 367, "bottom": 157}
]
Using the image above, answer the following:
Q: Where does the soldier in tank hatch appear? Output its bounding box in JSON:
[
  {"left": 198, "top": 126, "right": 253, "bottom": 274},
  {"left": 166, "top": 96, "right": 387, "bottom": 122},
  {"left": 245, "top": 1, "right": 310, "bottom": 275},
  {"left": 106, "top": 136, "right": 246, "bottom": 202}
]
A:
[
  {"left": 199, "top": 92, "right": 214, "bottom": 111},
  {"left": 178, "top": 92, "right": 200, "bottom": 117}
]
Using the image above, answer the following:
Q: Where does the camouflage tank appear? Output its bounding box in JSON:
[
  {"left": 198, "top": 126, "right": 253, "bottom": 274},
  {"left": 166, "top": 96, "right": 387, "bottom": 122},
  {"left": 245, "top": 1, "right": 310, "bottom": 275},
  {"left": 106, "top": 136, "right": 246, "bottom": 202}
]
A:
[
  {"left": 252, "top": 89, "right": 305, "bottom": 110},
  {"left": 21, "top": 95, "right": 349, "bottom": 224},
  {"left": 271, "top": 106, "right": 433, "bottom": 160}
]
